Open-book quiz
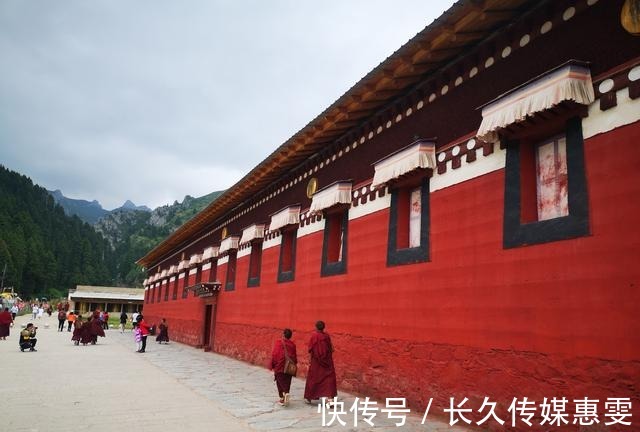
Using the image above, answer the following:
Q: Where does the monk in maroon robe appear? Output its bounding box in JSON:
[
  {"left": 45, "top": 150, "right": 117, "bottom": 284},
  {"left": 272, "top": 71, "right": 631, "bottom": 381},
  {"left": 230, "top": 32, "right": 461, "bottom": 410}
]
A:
[
  {"left": 79, "top": 319, "right": 93, "bottom": 345},
  {"left": 89, "top": 314, "right": 106, "bottom": 344},
  {"left": 271, "top": 328, "right": 297, "bottom": 406},
  {"left": 71, "top": 316, "right": 81, "bottom": 345},
  {"left": 304, "top": 320, "right": 337, "bottom": 403},
  {"left": 0, "top": 307, "right": 13, "bottom": 340}
]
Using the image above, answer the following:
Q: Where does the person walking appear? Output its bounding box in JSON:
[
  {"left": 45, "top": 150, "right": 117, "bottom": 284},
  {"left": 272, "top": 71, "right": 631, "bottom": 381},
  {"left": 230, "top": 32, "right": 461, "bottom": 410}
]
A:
[
  {"left": 0, "top": 307, "right": 13, "bottom": 340},
  {"left": 133, "top": 322, "right": 142, "bottom": 352},
  {"left": 136, "top": 314, "right": 151, "bottom": 353},
  {"left": 89, "top": 311, "right": 106, "bottom": 344},
  {"left": 57, "top": 309, "right": 66, "bottom": 332},
  {"left": 155, "top": 318, "right": 169, "bottom": 344},
  {"left": 271, "top": 328, "right": 297, "bottom": 406},
  {"left": 131, "top": 311, "right": 139, "bottom": 331},
  {"left": 66, "top": 311, "right": 76, "bottom": 332},
  {"left": 103, "top": 311, "right": 110, "bottom": 330},
  {"left": 119, "top": 310, "right": 128, "bottom": 333},
  {"left": 303, "top": 320, "right": 337, "bottom": 405},
  {"left": 10, "top": 304, "right": 19, "bottom": 320},
  {"left": 71, "top": 316, "right": 83, "bottom": 345}
]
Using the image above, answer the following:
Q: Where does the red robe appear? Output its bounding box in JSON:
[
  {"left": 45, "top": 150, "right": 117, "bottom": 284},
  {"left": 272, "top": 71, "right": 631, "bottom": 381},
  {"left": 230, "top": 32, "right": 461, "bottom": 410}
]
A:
[
  {"left": 155, "top": 323, "right": 169, "bottom": 342},
  {"left": 304, "top": 331, "right": 337, "bottom": 400},
  {"left": 271, "top": 339, "right": 297, "bottom": 373},
  {"left": 272, "top": 338, "right": 297, "bottom": 398},
  {"left": 0, "top": 310, "right": 12, "bottom": 337},
  {"left": 71, "top": 321, "right": 83, "bottom": 342}
]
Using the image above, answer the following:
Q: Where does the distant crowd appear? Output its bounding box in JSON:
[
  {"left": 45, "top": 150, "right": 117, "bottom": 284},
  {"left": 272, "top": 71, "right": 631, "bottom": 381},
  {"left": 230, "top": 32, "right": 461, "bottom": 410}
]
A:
[{"left": 2, "top": 301, "right": 341, "bottom": 410}]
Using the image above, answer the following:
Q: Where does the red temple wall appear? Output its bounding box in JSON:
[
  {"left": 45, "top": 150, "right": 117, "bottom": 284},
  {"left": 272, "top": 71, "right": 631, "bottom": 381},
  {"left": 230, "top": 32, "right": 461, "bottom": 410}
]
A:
[
  {"left": 144, "top": 122, "right": 640, "bottom": 420},
  {"left": 216, "top": 123, "right": 640, "bottom": 358}
]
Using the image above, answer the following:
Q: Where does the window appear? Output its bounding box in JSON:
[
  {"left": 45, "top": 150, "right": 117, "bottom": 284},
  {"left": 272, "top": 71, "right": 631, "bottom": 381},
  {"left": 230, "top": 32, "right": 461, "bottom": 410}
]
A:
[
  {"left": 247, "top": 241, "right": 263, "bottom": 287},
  {"left": 225, "top": 251, "right": 237, "bottom": 291},
  {"left": 171, "top": 277, "right": 178, "bottom": 300},
  {"left": 163, "top": 281, "right": 169, "bottom": 301},
  {"left": 321, "top": 207, "right": 348, "bottom": 276},
  {"left": 181, "top": 278, "right": 189, "bottom": 298},
  {"left": 278, "top": 228, "right": 297, "bottom": 283},
  {"left": 156, "top": 283, "right": 162, "bottom": 303},
  {"left": 207, "top": 262, "right": 218, "bottom": 283},
  {"left": 177, "top": 273, "right": 187, "bottom": 299},
  {"left": 387, "top": 176, "right": 430, "bottom": 266},
  {"left": 503, "top": 117, "right": 589, "bottom": 248}
]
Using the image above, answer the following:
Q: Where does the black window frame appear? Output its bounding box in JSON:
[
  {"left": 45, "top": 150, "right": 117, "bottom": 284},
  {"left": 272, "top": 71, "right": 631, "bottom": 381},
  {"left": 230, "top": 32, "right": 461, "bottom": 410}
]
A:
[
  {"left": 503, "top": 116, "right": 590, "bottom": 248},
  {"left": 387, "top": 175, "right": 431, "bottom": 266},
  {"left": 247, "top": 240, "right": 263, "bottom": 288},
  {"left": 320, "top": 206, "right": 349, "bottom": 277},
  {"left": 225, "top": 251, "right": 238, "bottom": 291},
  {"left": 277, "top": 227, "right": 298, "bottom": 283}
]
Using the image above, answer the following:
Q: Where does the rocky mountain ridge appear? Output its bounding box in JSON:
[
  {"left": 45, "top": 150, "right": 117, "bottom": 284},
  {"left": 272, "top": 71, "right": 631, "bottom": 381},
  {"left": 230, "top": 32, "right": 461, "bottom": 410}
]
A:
[{"left": 48, "top": 190, "right": 152, "bottom": 224}]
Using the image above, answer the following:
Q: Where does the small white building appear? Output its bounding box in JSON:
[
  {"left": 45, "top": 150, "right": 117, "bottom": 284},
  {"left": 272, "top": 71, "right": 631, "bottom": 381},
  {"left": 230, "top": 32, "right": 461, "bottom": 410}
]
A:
[{"left": 68, "top": 285, "right": 144, "bottom": 314}]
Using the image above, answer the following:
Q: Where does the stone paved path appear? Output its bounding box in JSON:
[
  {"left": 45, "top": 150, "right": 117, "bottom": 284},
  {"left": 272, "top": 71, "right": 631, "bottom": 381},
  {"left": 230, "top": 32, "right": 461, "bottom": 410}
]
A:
[{"left": 2, "top": 313, "right": 470, "bottom": 432}]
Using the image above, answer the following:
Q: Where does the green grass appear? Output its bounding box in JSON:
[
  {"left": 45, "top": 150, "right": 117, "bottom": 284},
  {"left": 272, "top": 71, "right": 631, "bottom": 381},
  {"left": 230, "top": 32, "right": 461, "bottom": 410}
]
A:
[{"left": 105, "top": 316, "right": 134, "bottom": 330}]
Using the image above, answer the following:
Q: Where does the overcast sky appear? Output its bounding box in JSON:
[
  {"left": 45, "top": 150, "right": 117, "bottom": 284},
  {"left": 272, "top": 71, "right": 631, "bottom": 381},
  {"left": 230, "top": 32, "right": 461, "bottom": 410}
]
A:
[{"left": 0, "top": 0, "right": 453, "bottom": 210}]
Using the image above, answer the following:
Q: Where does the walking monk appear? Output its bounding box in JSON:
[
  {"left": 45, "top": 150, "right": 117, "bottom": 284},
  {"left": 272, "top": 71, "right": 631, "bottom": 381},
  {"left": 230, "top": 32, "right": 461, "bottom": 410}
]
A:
[
  {"left": 271, "top": 328, "right": 297, "bottom": 406},
  {"left": 303, "top": 320, "right": 337, "bottom": 404}
]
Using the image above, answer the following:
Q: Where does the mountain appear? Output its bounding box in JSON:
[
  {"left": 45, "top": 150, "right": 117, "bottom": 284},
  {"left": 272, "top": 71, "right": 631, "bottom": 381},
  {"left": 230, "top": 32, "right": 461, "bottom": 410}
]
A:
[
  {"left": 49, "top": 190, "right": 153, "bottom": 224},
  {"left": 3, "top": 165, "right": 224, "bottom": 290},
  {"left": 48, "top": 189, "right": 109, "bottom": 224},
  {"left": 116, "top": 200, "right": 151, "bottom": 212},
  {"left": 95, "top": 190, "right": 224, "bottom": 285},
  {"left": 1, "top": 166, "right": 114, "bottom": 299}
]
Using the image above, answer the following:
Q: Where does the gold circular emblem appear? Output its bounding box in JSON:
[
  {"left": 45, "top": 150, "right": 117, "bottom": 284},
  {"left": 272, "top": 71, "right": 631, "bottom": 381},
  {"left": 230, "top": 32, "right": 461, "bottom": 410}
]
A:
[
  {"left": 621, "top": 0, "right": 640, "bottom": 36},
  {"left": 221, "top": 227, "right": 228, "bottom": 239},
  {"left": 306, "top": 177, "right": 318, "bottom": 198}
]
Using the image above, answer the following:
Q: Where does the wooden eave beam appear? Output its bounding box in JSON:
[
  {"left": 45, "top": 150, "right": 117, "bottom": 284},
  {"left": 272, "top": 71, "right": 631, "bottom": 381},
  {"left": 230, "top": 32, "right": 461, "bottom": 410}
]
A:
[{"left": 479, "top": 9, "right": 520, "bottom": 22}]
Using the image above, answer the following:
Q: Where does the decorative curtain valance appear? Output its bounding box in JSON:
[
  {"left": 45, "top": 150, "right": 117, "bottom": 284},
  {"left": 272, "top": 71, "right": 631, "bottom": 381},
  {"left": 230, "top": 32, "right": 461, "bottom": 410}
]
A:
[
  {"left": 309, "top": 181, "right": 352, "bottom": 214},
  {"left": 201, "top": 246, "right": 219, "bottom": 261},
  {"left": 240, "top": 224, "right": 265, "bottom": 245},
  {"left": 371, "top": 140, "right": 436, "bottom": 189},
  {"left": 177, "top": 259, "right": 190, "bottom": 271},
  {"left": 150, "top": 274, "right": 158, "bottom": 283},
  {"left": 188, "top": 254, "right": 202, "bottom": 267},
  {"left": 142, "top": 278, "right": 148, "bottom": 286},
  {"left": 219, "top": 236, "right": 240, "bottom": 254},
  {"left": 160, "top": 270, "right": 168, "bottom": 278},
  {"left": 168, "top": 265, "right": 178, "bottom": 275},
  {"left": 270, "top": 205, "right": 301, "bottom": 231},
  {"left": 477, "top": 61, "right": 594, "bottom": 142}
]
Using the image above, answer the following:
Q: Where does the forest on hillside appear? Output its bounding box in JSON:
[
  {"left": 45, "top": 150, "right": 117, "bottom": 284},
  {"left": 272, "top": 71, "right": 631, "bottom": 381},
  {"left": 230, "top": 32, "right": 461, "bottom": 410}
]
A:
[
  {"left": 0, "top": 165, "right": 113, "bottom": 299},
  {"left": 0, "top": 165, "right": 224, "bottom": 299}
]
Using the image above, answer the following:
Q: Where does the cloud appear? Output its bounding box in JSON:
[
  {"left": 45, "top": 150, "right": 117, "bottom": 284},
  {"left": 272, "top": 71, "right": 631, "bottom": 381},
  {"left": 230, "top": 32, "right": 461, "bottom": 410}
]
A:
[{"left": 0, "top": 0, "right": 453, "bottom": 209}]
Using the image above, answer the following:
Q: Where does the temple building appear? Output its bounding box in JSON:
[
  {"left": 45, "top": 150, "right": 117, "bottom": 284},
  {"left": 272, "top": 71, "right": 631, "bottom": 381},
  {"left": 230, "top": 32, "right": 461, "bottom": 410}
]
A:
[
  {"left": 68, "top": 285, "right": 144, "bottom": 315},
  {"left": 139, "top": 0, "right": 639, "bottom": 423}
]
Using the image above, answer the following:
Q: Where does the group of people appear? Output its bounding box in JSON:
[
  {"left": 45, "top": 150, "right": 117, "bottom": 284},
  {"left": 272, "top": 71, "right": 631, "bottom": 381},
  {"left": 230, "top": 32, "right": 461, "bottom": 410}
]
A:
[
  {"left": 1, "top": 307, "right": 39, "bottom": 351},
  {"left": 132, "top": 315, "right": 169, "bottom": 353},
  {"left": 56, "top": 310, "right": 77, "bottom": 332},
  {"left": 71, "top": 311, "right": 106, "bottom": 345},
  {"left": 7, "top": 306, "right": 337, "bottom": 406},
  {"left": 270, "top": 320, "right": 337, "bottom": 407}
]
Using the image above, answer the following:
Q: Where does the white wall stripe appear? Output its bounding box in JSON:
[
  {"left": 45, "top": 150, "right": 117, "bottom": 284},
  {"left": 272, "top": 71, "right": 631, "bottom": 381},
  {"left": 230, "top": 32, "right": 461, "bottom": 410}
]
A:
[{"left": 583, "top": 88, "right": 640, "bottom": 139}]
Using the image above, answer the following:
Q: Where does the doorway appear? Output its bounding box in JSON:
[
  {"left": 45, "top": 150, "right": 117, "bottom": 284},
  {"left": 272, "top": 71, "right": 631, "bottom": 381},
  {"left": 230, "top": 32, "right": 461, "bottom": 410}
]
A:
[{"left": 203, "top": 303, "right": 216, "bottom": 351}]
